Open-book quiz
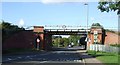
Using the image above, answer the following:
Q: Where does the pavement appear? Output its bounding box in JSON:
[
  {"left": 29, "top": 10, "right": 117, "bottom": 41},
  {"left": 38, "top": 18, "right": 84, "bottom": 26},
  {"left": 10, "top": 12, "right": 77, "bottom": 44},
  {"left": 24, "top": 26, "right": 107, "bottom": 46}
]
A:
[{"left": 77, "top": 50, "right": 104, "bottom": 65}]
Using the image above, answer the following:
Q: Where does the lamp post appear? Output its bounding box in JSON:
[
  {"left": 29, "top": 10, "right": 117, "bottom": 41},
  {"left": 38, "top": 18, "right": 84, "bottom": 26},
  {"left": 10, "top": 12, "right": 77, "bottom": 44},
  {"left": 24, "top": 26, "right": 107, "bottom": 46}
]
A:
[
  {"left": 84, "top": 3, "right": 89, "bottom": 50},
  {"left": 84, "top": 3, "right": 89, "bottom": 37}
]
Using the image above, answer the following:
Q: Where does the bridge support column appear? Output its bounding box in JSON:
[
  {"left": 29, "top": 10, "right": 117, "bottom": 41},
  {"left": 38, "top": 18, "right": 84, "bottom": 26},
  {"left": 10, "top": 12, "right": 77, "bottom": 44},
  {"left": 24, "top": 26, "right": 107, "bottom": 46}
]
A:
[
  {"left": 33, "top": 26, "right": 45, "bottom": 50},
  {"left": 89, "top": 27, "right": 106, "bottom": 45},
  {"left": 44, "top": 33, "right": 52, "bottom": 50}
]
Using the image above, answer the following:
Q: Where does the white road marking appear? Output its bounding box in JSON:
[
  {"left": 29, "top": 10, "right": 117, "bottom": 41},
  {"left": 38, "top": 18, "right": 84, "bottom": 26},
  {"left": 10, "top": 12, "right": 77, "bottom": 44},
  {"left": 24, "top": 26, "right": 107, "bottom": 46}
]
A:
[
  {"left": 26, "top": 56, "right": 30, "bottom": 57},
  {"left": 39, "top": 61, "right": 48, "bottom": 63},
  {"left": 18, "top": 57, "right": 22, "bottom": 59},
  {"left": 7, "top": 58, "right": 12, "bottom": 60}
]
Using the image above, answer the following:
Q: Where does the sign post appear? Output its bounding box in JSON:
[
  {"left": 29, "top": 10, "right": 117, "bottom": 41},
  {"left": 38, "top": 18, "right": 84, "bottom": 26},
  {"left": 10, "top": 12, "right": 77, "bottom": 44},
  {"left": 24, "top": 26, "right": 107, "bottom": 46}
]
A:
[
  {"left": 94, "top": 31, "right": 98, "bottom": 54},
  {"left": 37, "top": 38, "right": 40, "bottom": 50}
]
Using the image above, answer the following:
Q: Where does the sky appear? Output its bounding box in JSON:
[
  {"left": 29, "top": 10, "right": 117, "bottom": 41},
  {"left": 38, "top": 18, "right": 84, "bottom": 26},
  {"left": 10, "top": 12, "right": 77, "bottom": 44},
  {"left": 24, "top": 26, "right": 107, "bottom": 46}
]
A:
[{"left": 0, "top": 0, "right": 118, "bottom": 30}]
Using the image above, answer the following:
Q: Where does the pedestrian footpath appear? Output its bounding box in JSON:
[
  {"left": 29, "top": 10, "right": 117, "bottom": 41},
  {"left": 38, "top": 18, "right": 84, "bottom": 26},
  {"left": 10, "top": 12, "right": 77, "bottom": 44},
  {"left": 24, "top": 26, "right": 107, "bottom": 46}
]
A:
[{"left": 77, "top": 50, "right": 104, "bottom": 65}]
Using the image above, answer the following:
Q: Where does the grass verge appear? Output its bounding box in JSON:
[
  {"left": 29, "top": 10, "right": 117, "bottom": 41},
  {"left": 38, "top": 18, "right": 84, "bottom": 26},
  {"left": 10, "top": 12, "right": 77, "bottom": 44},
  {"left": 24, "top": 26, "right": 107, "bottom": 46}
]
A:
[{"left": 87, "top": 50, "right": 120, "bottom": 65}]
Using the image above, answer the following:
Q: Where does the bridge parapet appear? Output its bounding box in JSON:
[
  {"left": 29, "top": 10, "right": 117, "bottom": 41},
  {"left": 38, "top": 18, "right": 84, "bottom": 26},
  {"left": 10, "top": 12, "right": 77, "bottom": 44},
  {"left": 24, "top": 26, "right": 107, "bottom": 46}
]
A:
[
  {"left": 44, "top": 25, "right": 91, "bottom": 29},
  {"left": 45, "top": 29, "right": 90, "bottom": 32}
]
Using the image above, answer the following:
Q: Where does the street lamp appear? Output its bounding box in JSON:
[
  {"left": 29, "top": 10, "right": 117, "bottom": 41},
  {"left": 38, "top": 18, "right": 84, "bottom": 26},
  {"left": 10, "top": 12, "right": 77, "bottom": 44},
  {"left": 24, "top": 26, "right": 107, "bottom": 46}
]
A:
[{"left": 84, "top": 3, "right": 89, "bottom": 49}]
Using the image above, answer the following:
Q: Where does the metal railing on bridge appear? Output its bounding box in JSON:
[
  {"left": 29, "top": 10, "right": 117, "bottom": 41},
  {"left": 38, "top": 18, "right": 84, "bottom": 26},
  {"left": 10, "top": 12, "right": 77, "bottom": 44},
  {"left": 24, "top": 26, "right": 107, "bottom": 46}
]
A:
[{"left": 45, "top": 29, "right": 90, "bottom": 32}]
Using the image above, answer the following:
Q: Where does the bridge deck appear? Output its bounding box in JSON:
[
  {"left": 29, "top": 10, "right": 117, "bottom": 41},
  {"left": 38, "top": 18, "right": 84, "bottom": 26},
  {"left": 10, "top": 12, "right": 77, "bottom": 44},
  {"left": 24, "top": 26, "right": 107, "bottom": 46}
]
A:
[
  {"left": 44, "top": 29, "right": 90, "bottom": 35},
  {"left": 45, "top": 29, "right": 90, "bottom": 32}
]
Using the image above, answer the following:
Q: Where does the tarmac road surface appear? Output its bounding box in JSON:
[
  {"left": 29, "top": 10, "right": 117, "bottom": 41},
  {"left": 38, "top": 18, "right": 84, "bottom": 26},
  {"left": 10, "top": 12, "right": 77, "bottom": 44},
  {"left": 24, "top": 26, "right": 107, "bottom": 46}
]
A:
[{"left": 2, "top": 46, "right": 85, "bottom": 65}]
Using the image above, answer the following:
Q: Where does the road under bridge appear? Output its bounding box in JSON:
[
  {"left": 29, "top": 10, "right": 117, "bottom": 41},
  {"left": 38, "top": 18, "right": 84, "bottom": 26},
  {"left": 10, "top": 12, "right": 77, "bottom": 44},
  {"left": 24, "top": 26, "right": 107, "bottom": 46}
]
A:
[{"left": 33, "top": 25, "right": 106, "bottom": 50}]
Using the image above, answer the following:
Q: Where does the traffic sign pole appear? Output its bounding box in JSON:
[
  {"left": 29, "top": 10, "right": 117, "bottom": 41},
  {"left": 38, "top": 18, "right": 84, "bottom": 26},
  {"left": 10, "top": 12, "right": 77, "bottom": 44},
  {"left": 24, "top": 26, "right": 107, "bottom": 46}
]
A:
[{"left": 94, "top": 31, "right": 98, "bottom": 55}]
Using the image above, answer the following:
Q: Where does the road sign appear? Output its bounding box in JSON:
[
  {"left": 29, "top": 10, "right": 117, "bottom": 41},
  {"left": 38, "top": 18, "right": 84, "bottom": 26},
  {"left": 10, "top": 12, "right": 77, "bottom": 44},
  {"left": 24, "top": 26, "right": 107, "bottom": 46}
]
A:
[
  {"left": 94, "top": 31, "right": 98, "bottom": 34},
  {"left": 85, "top": 38, "right": 91, "bottom": 42},
  {"left": 94, "top": 35, "right": 98, "bottom": 39},
  {"left": 37, "top": 39, "right": 40, "bottom": 43},
  {"left": 94, "top": 39, "right": 97, "bottom": 42},
  {"left": 94, "top": 31, "right": 98, "bottom": 43}
]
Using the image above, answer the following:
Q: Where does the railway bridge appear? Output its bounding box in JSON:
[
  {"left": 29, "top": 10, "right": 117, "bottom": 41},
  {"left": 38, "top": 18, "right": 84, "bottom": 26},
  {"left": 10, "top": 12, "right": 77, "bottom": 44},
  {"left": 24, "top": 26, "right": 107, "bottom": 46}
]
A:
[{"left": 33, "top": 25, "right": 106, "bottom": 50}]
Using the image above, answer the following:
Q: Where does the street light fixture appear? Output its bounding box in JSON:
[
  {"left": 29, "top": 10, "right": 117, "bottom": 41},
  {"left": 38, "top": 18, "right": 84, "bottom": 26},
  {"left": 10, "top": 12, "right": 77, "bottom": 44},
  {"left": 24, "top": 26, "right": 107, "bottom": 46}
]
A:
[{"left": 84, "top": 3, "right": 89, "bottom": 47}]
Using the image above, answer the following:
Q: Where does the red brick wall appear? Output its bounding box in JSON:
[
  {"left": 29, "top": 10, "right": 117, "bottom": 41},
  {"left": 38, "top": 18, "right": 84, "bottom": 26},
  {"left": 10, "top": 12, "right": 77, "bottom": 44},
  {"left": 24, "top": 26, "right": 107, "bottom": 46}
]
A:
[
  {"left": 105, "top": 32, "right": 119, "bottom": 45},
  {"left": 38, "top": 33, "right": 44, "bottom": 49},
  {"left": 3, "top": 31, "right": 36, "bottom": 50},
  {"left": 33, "top": 26, "right": 44, "bottom": 32},
  {"left": 33, "top": 26, "right": 45, "bottom": 49},
  {"left": 88, "top": 30, "right": 119, "bottom": 45},
  {"left": 89, "top": 28, "right": 103, "bottom": 44}
]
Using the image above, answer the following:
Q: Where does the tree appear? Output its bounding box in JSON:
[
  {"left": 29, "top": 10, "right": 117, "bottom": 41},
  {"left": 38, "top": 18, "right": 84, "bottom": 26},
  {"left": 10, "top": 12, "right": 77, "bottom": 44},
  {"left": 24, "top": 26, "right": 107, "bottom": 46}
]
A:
[
  {"left": 1, "top": 21, "right": 11, "bottom": 29},
  {"left": 2, "top": 21, "right": 25, "bottom": 42},
  {"left": 92, "top": 23, "right": 101, "bottom": 26},
  {"left": 62, "top": 38, "right": 69, "bottom": 47},
  {"left": 98, "top": 0, "right": 120, "bottom": 15},
  {"left": 69, "top": 35, "right": 81, "bottom": 46},
  {"left": 91, "top": 23, "right": 104, "bottom": 29}
]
